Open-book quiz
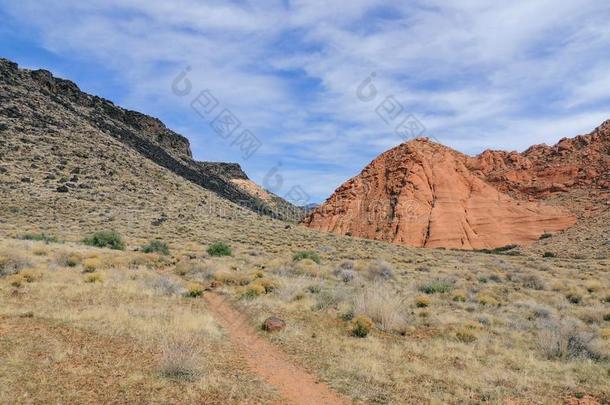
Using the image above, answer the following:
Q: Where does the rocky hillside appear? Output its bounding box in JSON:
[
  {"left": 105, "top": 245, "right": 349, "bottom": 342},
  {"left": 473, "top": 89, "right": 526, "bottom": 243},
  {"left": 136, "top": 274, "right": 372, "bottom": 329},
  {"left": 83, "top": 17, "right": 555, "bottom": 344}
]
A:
[
  {"left": 304, "top": 125, "right": 609, "bottom": 251},
  {"left": 0, "top": 58, "right": 298, "bottom": 221},
  {"left": 468, "top": 120, "right": 610, "bottom": 199}
]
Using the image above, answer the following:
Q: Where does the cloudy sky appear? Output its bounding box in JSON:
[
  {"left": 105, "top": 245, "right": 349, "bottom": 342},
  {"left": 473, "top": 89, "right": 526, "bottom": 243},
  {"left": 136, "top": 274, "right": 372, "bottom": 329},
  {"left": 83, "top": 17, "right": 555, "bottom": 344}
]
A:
[{"left": 1, "top": 1, "right": 609, "bottom": 203}]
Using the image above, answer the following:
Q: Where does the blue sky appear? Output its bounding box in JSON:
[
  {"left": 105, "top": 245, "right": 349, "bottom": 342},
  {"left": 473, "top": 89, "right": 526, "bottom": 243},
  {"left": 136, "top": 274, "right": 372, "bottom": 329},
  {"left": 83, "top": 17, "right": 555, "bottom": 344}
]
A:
[{"left": 1, "top": 1, "right": 609, "bottom": 204}]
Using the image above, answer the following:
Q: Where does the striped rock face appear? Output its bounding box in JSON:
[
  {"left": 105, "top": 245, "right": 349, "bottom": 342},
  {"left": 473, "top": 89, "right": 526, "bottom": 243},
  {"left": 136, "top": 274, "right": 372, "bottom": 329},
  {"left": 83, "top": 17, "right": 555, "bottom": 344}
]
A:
[{"left": 303, "top": 138, "right": 579, "bottom": 250}]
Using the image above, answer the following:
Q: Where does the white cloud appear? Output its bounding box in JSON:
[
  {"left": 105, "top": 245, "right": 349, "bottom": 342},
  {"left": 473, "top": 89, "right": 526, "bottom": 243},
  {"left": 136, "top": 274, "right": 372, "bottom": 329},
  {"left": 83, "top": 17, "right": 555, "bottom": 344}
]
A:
[{"left": 2, "top": 0, "right": 609, "bottom": 201}]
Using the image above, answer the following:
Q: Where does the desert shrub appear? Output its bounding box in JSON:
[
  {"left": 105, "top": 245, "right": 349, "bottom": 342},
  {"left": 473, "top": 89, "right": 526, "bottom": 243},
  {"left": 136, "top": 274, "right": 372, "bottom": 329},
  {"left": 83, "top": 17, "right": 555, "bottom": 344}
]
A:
[
  {"left": 334, "top": 269, "right": 356, "bottom": 283},
  {"left": 147, "top": 276, "right": 186, "bottom": 296},
  {"left": 83, "top": 231, "right": 125, "bottom": 250},
  {"left": 186, "top": 282, "right": 204, "bottom": 298},
  {"left": 542, "top": 251, "right": 556, "bottom": 258},
  {"left": 351, "top": 315, "right": 373, "bottom": 338},
  {"left": 363, "top": 260, "right": 394, "bottom": 280},
  {"left": 0, "top": 251, "right": 30, "bottom": 276},
  {"left": 456, "top": 328, "right": 478, "bottom": 343},
  {"left": 313, "top": 289, "right": 345, "bottom": 311},
  {"left": 83, "top": 258, "right": 101, "bottom": 273},
  {"left": 526, "top": 303, "right": 553, "bottom": 320},
  {"left": 213, "top": 270, "right": 250, "bottom": 286},
  {"left": 340, "top": 308, "right": 355, "bottom": 321},
  {"left": 243, "top": 283, "right": 266, "bottom": 298},
  {"left": 418, "top": 280, "right": 454, "bottom": 294},
  {"left": 415, "top": 295, "right": 431, "bottom": 308},
  {"left": 292, "top": 258, "right": 321, "bottom": 277},
  {"left": 452, "top": 290, "right": 467, "bottom": 302},
  {"left": 207, "top": 242, "right": 232, "bottom": 257},
  {"left": 20, "top": 233, "right": 59, "bottom": 244},
  {"left": 307, "top": 284, "right": 321, "bottom": 294},
  {"left": 33, "top": 247, "right": 48, "bottom": 256},
  {"left": 293, "top": 250, "right": 321, "bottom": 264},
  {"left": 476, "top": 292, "right": 499, "bottom": 306},
  {"left": 539, "top": 232, "right": 553, "bottom": 239},
  {"left": 9, "top": 275, "right": 24, "bottom": 288},
  {"left": 84, "top": 273, "right": 104, "bottom": 283},
  {"left": 159, "top": 335, "right": 201, "bottom": 380},
  {"left": 20, "top": 269, "right": 43, "bottom": 283},
  {"left": 521, "top": 274, "right": 546, "bottom": 290},
  {"left": 566, "top": 292, "right": 582, "bottom": 304},
  {"left": 355, "top": 284, "right": 407, "bottom": 332},
  {"left": 65, "top": 254, "right": 81, "bottom": 267},
  {"left": 538, "top": 319, "right": 603, "bottom": 361},
  {"left": 142, "top": 240, "right": 170, "bottom": 255},
  {"left": 338, "top": 260, "right": 354, "bottom": 270},
  {"left": 603, "top": 313, "right": 610, "bottom": 322},
  {"left": 252, "top": 278, "right": 278, "bottom": 293}
]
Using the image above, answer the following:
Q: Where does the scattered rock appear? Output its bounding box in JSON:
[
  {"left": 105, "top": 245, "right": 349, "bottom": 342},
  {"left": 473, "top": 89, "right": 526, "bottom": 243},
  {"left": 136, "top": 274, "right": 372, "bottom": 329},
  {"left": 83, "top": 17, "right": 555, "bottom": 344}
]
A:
[
  {"left": 20, "top": 177, "right": 32, "bottom": 183},
  {"left": 262, "top": 316, "right": 286, "bottom": 332},
  {"left": 56, "top": 185, "right": 69, "bottom": 193},
  {"left": 78, "top": 183, "right": 92, "bottom": 189},
  {"left": 0, "top": 166, "right": 7, "bottom": 174},
  {"left": 152, "top": 214, "right": 168, "bottom": 226},
  {"left": 70, "top": 175, "right": 79, "bottom": 182},
  {"left": 44, "top": 173, "right": 56, "bottom": 180}
]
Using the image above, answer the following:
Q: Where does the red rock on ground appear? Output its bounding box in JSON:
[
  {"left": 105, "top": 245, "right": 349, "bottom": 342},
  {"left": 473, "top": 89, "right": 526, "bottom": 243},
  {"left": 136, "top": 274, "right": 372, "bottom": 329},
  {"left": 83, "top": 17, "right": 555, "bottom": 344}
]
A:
[{"left": 262, "top": 316, "right": 286, "bottom": 332}]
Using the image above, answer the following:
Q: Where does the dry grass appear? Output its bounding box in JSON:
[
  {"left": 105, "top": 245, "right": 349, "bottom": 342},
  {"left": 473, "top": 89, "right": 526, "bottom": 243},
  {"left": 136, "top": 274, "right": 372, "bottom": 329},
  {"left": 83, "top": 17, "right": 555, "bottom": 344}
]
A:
[
  {"left": 0, "top": 122, "right": 609, "bottom": 403},
  {"left": 0, "top": 239, "right": 279, "bottom": 404}
]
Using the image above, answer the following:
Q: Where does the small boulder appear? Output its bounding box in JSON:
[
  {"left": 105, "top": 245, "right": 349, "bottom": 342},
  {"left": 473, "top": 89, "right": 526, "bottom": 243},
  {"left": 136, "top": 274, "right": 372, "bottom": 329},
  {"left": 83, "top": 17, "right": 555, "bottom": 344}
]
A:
[
  {"left": 262, "top": 316, "right": 286, "bottom": 332},
  {"left": 56, "top": 185, "right": 69, "bottom": 193}
]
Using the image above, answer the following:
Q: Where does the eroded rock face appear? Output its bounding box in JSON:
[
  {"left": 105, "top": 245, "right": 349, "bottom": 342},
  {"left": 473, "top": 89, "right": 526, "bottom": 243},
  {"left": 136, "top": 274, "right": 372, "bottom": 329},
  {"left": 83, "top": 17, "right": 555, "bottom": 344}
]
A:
[
  {"left": 304, "top": 139, "right": 578, "bottom": 250},
  {"left": 467, "top": 120, "right": 610, "bottom": 197}
]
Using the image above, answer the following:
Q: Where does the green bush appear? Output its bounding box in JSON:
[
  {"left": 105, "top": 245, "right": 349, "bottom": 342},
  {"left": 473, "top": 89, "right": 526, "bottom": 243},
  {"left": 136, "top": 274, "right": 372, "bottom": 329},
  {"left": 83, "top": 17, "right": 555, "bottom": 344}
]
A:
[
  {"left": 293, "top": 250, "right": 321, "bottom": 264},
  {"left": 83, "top": 231, "right": 125, "bottom": 250},
  {"left": 20, "top": 233, "right": 58, "bottom": 244},
  {"left": 543, "top": 252, "right": 557, "bottom": 258},
  {"left": 539, "top": 232, "right": 553, "bottom": 240},
  {"left": 418, "top": 280, "right": 454, "bottom": 294},
  {"left": 351, "top": 315, "right": 373, "bottom": 338},
  {"left": 207, "top": 242, "right": 232, "bottom": 257},
  {"left": 142, "top": 240, "right": 170, "bottom": 255}
]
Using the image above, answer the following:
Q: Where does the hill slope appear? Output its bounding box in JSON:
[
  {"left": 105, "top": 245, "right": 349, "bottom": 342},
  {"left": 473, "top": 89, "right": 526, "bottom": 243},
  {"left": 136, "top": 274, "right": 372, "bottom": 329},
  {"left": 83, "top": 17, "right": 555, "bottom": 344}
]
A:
[{"left": 0, "top": 58, "right": 298, "bottom": 221}]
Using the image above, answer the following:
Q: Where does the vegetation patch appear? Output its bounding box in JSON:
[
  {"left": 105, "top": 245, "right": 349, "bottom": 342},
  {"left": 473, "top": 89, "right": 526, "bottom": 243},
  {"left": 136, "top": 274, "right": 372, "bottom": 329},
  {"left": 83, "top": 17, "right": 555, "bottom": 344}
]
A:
[
  {"left": 351, "top": 315, "right": 373, "bottom": 338},
  {"left": 19, "top": 233, "right": 59, "bottom": 244},
  {"left": 418, "top": 280, "right": 454, "bottom": 294},
  {"left": 142, "top": 240, "right": 170, "bottom": 255},
  {"left": 207, "top": 242, "right": 232, "bottom": 257},
  {"left": 83, "top": 231, "right": 125, "bottom": 250},
  {"left": 293, "top": 250, "right": 321, "bottom": 264}
]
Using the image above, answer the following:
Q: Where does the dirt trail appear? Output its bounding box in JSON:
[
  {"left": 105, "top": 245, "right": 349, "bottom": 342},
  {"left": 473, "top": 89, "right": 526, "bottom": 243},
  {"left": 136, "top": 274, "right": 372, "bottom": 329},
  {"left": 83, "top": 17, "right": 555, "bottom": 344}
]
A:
[{"left": 203, "top": 292, "right": 350, "bottom": 405}]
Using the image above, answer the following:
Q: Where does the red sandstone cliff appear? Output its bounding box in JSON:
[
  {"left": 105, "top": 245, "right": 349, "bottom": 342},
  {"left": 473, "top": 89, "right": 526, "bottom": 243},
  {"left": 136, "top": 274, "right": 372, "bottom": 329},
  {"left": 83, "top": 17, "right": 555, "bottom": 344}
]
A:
[{"left": 302, "top": 121, "right": 610, "bottom": 250}]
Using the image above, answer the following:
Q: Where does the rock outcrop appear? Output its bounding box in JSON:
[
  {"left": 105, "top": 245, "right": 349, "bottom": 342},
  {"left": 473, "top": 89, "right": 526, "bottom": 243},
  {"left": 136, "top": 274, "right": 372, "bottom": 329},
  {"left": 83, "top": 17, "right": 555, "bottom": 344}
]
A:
[
  {"left": 467, "top": 120, "right": 610, "bottom": 198},
  {"left": 304, "top": 138, "right": 579, "bottom": 250}
]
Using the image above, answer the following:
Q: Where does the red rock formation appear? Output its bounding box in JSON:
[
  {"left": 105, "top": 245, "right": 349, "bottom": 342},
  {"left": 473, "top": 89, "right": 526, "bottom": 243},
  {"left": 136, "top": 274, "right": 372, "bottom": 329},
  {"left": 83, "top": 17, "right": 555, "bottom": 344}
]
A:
[
  {"left": 467, "top": 120, "right": 610, "bottom": 197},
  {"left": 304, "top": 138, "right": 580, "bottom": 250}
]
